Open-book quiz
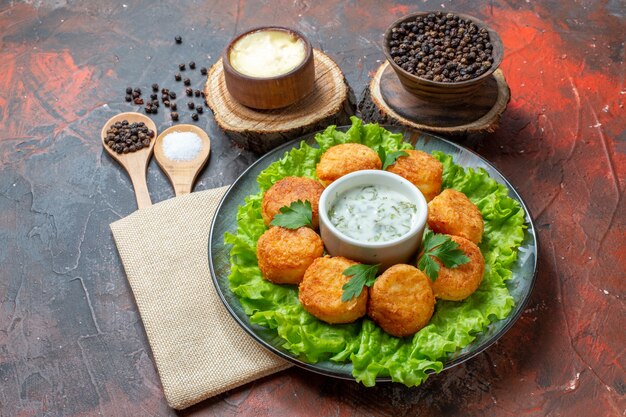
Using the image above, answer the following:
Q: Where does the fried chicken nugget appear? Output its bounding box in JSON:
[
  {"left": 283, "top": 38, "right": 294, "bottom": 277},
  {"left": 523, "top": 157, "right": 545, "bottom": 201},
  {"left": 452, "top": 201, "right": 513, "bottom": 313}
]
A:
[
  {"left": 316, "top": 143, "right": 382, "bottom": 186},
  {"left": 427, "top": 188, "right": 484, "bottom": 243},
  {"left": 299, "top": 256, "right": 368, "bottom": 324},
  {"left": 261, "top": 176, "right": 325, "bottom": 229},
  {"left": 387, "top": 150, "right": 443, "bottom": 202},
  {"left": 257, "top": 226, "right": 324, "bottom": 284},
  {"left": 367, "top": 264, "right": 435, "bottom": 337},
  {"left": 430, "top": 235, "right": 485, "bottom": 301}
]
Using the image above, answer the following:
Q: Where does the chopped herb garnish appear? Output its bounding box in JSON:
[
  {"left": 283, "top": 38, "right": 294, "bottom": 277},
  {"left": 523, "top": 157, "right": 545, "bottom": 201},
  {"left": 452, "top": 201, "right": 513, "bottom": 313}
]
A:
[
  {"left": 341, "top": 263, "right": 381, "bottom": 302},
  {"left": 417, "top": 231, "right": 470, "bottom": 281},
  {"left": 270, "top": 200, "right": 313, "bottom": 229}
]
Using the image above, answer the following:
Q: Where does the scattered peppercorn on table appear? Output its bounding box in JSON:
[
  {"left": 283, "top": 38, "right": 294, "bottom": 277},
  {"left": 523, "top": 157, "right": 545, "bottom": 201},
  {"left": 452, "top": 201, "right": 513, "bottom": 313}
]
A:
[{"left": 1, "top": 1, "right": 624, "bottom": 416}]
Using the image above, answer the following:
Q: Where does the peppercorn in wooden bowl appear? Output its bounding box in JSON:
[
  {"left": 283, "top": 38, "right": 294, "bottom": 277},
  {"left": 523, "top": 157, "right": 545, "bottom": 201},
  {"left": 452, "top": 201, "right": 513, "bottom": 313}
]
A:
[
  {"left": 222, "top": 26, "right": 315, "bottom": 109},
  {"left": 383, "top": 12, "right": 503, "bottom": 103}
]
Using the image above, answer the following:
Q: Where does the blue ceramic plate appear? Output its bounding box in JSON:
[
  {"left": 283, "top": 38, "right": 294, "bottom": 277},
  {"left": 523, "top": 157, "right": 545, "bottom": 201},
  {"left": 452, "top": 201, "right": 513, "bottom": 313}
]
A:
[{"left": 208, "top": 126, "right": 538, "bottom": 381}]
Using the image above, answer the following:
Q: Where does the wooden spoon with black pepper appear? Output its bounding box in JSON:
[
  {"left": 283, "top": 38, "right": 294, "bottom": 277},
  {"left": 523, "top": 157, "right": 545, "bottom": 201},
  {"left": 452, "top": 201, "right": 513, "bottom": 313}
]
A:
[{"left": 101, "top": 112, "right": 157, "bottom": 210}]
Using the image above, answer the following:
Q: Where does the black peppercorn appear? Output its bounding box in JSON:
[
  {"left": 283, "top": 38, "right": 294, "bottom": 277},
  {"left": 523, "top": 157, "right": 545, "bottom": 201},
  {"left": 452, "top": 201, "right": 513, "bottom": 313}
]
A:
[
  {"left": 191, "top": 113, "right": 198, "bottom": 121},
  {"left": 183, "top": 78, "right": 191, "bottom": 86},
  {"left": 185, "top": 87, "right": 193, "bottom": 96},
  {"left": 161, "top": 88, "right": 169, "bottom": 95},
  {"left": 196, "top": 106, "right": 203, "bottom": 114},
  {"left": 175, "top": 35, "right": 182, "bottom": 44},
  {"left": 187, "top": 102, "right": 195, "bottom": 110},
  {"left": 194, "top": 89, "right": 201, "bottom": 97},
  {"left": 164, "top": 100, "right": 170, "bottom": 107},
  {"left": 150, "top": 93, "right": 158, "bottom": 100},
  {"left": 125, "top": 95, "right": 132, "bottom": 102},
  {"left": 169, "top": 91, "right": 176, "bottom": 99},
  {"left": 152, "top": 83, "right": 159, "bottom": 92},
  {"left": 105, "top": 119, "right": 154, "bottom": 153},
  {"left": 200, "top": 67, "right": 207, "bottom": 75},
  {"left": 171, "top": 112, "right": 179, "bottom": 121},
  {"left": 175, "top": 73, "right": 182, "bottom": 81},
  {"left": 170, "top": 103, "right": 177, "bottom": 111},
  {"left": 386, "top": 12, "right": 493, "bottom": 83},
  {"left": 126, "top": 87, "right": 133, "bottom": 94},
  {"left": 189, "top": 61, "right": 196, "bottom": 69},
  {"left": 133, "top": 87, "right": 141, "bottom": 94},
  {"left": 179, "top": 63, "right": 185, "bottom": 71}
]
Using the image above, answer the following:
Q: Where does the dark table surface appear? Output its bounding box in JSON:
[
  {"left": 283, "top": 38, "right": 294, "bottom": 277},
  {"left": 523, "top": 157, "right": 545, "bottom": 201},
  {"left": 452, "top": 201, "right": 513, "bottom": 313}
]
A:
[{"left": 1, "top": 1, "right": 624, "bottom": 416}]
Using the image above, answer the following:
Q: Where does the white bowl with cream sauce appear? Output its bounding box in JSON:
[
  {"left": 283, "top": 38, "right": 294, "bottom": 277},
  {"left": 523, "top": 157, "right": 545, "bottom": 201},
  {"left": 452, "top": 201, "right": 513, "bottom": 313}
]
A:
[{"left": 319, "top": 170, "right": 428, "bottom": 270}]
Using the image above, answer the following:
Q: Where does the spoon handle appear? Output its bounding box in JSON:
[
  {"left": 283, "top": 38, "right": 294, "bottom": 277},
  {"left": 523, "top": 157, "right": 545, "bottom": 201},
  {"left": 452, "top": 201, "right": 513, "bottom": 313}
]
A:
[
  {"left": 173, "top": 180, "right": 193, "bottom": 196},
  {"left": 130, "top": 172, "right": 152, "bottom": 209}
]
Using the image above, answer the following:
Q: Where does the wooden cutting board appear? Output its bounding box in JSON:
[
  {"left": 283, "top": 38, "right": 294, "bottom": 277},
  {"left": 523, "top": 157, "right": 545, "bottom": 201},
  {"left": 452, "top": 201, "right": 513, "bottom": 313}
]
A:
[
  {"left": 204, "top": 49, "right": 355, "bottom": 154},
  {"left": 359, "top": 61, "right": 510, "bottom": 136}
]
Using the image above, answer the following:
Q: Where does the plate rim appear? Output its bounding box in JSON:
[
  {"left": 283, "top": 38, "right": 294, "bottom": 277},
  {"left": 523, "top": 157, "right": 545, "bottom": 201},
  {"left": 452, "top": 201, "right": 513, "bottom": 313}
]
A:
[{"left": 208, "top": 125, "right": 539, "bottom": 382}]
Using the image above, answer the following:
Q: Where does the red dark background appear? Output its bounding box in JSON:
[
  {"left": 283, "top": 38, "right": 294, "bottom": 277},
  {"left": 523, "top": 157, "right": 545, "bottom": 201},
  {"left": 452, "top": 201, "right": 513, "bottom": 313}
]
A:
[{"left": 0, "top": 1, "right": 624, "bottom": 416}]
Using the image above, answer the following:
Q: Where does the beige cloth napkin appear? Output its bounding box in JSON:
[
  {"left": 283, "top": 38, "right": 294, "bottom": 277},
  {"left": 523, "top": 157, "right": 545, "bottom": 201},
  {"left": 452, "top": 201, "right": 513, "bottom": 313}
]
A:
[{"left": 110, "top": 187, "right": 290, "bottom": 410}]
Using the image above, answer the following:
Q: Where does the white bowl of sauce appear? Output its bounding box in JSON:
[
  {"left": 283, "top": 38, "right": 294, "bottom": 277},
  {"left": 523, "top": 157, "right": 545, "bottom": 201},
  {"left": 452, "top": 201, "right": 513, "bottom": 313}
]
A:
[
  {"left": 222, "top": 26, "right": 315, "bottom": 109},
  {"left": 319, "top": 170, "right": 429, "bottom": 270}
]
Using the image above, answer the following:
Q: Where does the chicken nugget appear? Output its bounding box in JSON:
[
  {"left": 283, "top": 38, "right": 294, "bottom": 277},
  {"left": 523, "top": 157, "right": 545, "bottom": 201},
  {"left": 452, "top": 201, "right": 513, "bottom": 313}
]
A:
[
  {"left": 257, "top": 226, "right": 324, "bottom": 284},
  {"left": 427, "top": 188, "right": 484, "bottom": 243},
  {"left": 387, "top": 150, "right": 443, "bottom": 202},
  {"left": 316, "top": 143, "right": 382, "bottom": 186},
  {"left": 261, "top": 176, "right": 325, "bottom": 229},
  {"left": 430, "top": 235, "right": 485, "bottom": 301},
  {"left": 299, "top": 256, "right": 368, "bottom": 324},
  {"left": 367, "top": 264, "right": 435, "bottom": 337}
]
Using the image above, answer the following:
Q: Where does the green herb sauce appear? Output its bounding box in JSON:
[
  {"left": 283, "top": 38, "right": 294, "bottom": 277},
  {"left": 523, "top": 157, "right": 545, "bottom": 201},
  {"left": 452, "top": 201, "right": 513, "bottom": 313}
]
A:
[{"left": 328, "top": 185, "right": 417, "bottom": 242}]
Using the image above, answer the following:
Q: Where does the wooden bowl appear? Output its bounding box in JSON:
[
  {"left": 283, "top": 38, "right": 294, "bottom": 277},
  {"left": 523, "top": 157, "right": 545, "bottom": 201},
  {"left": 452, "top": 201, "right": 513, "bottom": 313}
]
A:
[
  {"left": 383, "top": 12, "right": 504, "bottom": 104},
  {"left": 222, "top": 26, "right": 315, "bottom": 110}
]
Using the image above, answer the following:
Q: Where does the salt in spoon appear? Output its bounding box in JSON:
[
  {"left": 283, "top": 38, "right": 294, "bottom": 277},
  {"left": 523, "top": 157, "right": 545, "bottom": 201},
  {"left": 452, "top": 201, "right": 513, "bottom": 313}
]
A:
[{"left": 154, "top": 125, "right": 211, "bottom": 196}]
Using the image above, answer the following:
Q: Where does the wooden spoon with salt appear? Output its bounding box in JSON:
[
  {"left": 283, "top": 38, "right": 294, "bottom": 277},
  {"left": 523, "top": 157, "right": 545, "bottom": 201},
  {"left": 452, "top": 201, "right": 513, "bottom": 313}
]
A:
[
  {"left": 154, "top": 125, "right": 211, "bottom": 196},
  {"left": 101, "top": 112, "right": 157, "bottom": 210}
]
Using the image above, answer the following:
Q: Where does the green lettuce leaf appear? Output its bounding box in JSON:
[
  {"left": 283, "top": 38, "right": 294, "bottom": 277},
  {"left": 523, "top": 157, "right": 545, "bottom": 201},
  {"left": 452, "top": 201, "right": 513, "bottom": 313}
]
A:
[{"left": 224, "top": 117, "right": 526, "bottom": 387}]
